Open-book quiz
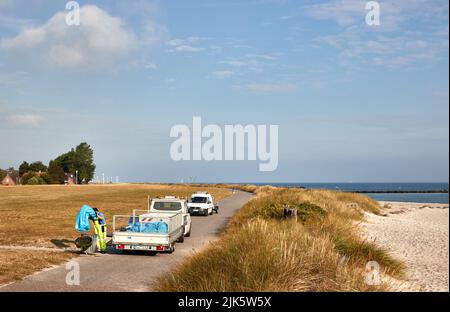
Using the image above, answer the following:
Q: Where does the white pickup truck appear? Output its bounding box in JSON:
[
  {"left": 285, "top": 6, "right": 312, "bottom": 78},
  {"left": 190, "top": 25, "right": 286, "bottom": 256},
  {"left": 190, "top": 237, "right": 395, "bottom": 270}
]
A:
[
  {"left": 112, "top": 196, "right": 192, "bottom": 254},
  {"left": 187, "top": 192, "right": 219, "bottom": 216}
]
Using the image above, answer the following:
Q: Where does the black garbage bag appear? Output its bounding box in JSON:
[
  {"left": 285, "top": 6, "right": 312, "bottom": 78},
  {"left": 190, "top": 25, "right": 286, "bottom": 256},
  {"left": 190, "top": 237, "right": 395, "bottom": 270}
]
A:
[{"left": 75, "top": 235, "right": 93, "bottom": 250}]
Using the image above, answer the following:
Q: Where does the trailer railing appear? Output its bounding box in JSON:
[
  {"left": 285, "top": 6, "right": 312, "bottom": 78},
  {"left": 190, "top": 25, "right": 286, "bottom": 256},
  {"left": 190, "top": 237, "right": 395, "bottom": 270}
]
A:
[{"left": 113, "top": 212, "right": 183, "bottom": 235}]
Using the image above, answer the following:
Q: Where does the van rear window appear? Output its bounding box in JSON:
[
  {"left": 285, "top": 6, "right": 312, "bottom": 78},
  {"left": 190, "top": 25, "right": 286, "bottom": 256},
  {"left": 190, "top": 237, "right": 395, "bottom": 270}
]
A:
[
  {"left": 153, "top": 201, "right": 182, "bottom": 211},
  {"left": 191, "top": 197, "right": 208, "bottom": 203}
]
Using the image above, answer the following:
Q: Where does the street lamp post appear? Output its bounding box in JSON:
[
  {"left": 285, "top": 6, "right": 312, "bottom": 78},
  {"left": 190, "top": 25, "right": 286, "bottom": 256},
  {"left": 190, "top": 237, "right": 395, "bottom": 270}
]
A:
[{"left": 75, "top": 170, "right": 78, "bottom": 185}]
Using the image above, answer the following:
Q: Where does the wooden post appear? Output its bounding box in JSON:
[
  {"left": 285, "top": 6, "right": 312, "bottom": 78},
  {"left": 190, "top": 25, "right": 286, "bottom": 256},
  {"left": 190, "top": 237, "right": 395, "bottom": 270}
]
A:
[{"left": 283, "top": 207, "right": 298, "bottom": 220}]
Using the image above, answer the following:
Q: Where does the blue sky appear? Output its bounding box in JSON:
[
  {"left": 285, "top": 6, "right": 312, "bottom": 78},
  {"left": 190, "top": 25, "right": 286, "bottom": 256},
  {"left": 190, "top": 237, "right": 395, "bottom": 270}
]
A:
[{"left": 0, "top": 0, "right": 448, "bottom": 183}]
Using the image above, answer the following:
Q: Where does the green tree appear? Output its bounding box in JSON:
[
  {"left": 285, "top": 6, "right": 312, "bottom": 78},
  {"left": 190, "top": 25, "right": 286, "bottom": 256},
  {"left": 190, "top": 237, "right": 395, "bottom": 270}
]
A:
[
  {"left": 25, "top": 176, "right": 46, "bottom": 185},
  {"left": 0, "top": 169, "right": 5, "bottom": 181},
  {"left": 19, "top": 161, "right": 30, "bottom": 176},
  {"left": 53, "top": 142, "right": 95, "bottom": 184},
  {"left": 53, "top": 152, "right": 74, "bottom": 174},
  {"left": 29, "top": 161, "right": 47, "bottom": 173},
  {"left": 72, "top": 143, "right": 96, "bottom": 184},
  {"left": 46, "top": 161, "right": 67, "bottom": 184},
  {"left": 21, "top": 172, "right": 36, "bottom": 185}
]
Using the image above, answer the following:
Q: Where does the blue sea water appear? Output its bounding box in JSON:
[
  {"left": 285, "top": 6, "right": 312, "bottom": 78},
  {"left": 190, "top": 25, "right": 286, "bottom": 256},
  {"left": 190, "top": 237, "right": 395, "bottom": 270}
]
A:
[{"left": 252, "top": 183, "right": 449, "bottom": 204}]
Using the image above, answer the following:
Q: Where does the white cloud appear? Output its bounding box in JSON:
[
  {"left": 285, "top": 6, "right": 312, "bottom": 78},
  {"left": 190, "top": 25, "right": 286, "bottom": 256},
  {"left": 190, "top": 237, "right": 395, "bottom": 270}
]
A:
[
  {"left": 174, "top": 45, "right": 204, "bottom": 52},
  {"left": 305, "top": 0, "right": 364, "bottom": 26},
  {"left": 247, "top": 54, "right": 278, "bottom": 60},
  {"left": 316, "top": 26, "right": 448, "bottom": 68},
  {"left": 2, "top": 27, "right": 46, "bottom": 48},
  {"left": 307, "top": 1, "right": 449, "bottom": 69},
  {"left": 218, "top": 54, "right": 279, "bottom": 76},
  {"left": 212, "top": 70, "right": 234, "bottom": 79},
  {"left": 0, "top": 5, "right": 139, "bottom": 69},
  {"left": 144, "top": 62, "right": 158, "bottom": 70},
  {"left": 305, "top": 0, "right": 449, "bottom": 30},
  {"left": 280, "top": 15, "right": 294, "bottom": 20},
  {"left": 167, "top": 39, "right": 186, "bottom": 46},
  {"left": 140, "top": 21, "right": 169, "bottom": 46},
  {"left": 164, "top": 78, "right": 176, "bottom": 84},
  {"left": 9, "top": 114, "right": 44, "bottom": 126},
  {"left": 166, "top": 36, "right": 207, "bottom": 53},
  {"left": 167, "top": 37, "right": 205, "bottom": 46},
  {"left": 241, "top": 83, "right": 297, "bottom": 93},
  {"left": 219, "top": 60, "right": 248, "bottom": 67}
]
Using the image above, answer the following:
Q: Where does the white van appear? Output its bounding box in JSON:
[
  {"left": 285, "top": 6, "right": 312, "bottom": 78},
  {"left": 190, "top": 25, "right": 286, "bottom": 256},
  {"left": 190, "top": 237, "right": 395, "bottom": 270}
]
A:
[{"left": 187, "top": 192, "right": 218, "bottom": 216}]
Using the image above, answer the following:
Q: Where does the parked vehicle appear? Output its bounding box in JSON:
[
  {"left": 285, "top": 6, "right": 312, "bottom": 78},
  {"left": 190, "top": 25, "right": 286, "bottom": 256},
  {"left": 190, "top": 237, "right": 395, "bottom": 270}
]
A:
[
  {"left": 112, "top": 196, "right": 192, "bottom": 254},
  {"left": 187, "top": 192, "right": 219, "bottom": 216}
]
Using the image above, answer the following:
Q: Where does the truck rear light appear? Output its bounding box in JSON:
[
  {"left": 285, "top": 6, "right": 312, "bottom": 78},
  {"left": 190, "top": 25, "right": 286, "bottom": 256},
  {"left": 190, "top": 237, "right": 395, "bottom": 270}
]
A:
[
  {"left": 117, "top": 244, "right": 125, "bottom": 249},
  {"left": 156, "top": 246, "right": 164, "bottom": 251}
]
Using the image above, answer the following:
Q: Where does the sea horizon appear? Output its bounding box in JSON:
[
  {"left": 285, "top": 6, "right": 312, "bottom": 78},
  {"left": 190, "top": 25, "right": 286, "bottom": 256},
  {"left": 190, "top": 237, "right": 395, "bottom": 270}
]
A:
[{"left": 182, "top": 182, "right": 448, "bottom": 204}]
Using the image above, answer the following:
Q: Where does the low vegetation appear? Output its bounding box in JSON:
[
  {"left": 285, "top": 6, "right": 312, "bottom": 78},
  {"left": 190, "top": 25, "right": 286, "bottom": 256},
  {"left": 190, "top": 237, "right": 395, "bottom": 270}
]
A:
[{"left": 158, "top": 186, "right": 404, "bottom": 291}]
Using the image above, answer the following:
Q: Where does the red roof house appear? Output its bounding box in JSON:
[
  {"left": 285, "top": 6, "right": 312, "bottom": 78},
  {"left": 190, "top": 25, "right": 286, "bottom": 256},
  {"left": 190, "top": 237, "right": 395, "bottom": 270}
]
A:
[{"left": 1, "top": 175, "right": 16, "bottom": 186}]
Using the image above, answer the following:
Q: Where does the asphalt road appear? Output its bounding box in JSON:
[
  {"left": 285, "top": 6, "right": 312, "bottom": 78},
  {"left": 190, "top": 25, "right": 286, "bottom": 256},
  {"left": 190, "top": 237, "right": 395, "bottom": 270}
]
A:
[{"left": 0, "top": 190, "right": 253, "bottom": 292}]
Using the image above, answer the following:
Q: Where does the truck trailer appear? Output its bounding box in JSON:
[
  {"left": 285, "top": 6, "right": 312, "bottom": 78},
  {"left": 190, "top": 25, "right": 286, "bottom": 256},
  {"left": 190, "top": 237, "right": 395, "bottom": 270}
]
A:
[{"left": 112, "top": 196, "right": 192, "bottom": 254}]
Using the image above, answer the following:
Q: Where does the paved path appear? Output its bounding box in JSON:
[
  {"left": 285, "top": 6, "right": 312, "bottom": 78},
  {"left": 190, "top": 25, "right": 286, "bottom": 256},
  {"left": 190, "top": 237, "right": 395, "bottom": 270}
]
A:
[{"left": 0, "top": 191, "right": 253, "bottom": 292}]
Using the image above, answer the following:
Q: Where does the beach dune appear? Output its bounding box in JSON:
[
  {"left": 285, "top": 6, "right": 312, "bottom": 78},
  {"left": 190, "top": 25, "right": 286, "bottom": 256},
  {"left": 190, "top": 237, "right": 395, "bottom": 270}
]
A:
[{"left": 362, "top": 201, "right": 449, "bottom": 292}]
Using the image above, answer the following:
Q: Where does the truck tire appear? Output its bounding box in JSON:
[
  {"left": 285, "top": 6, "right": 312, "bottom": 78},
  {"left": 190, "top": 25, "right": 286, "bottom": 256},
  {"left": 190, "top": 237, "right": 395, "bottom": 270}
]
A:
[
  {"left": 178, "top": 233, "right": 185, "bottom": 243},
  {"left": 185, "top": 226, "right": 191, "bottom": 237},
  {"left": 168, "top": 244, "right": 175, "bottom": 254},
  {"left": 204, "top": 210, "right": 208, "bottom": 216}
]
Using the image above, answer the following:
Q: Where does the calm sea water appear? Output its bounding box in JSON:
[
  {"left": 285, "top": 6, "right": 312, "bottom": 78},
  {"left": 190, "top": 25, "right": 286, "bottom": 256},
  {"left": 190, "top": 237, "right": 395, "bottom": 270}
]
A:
[{"left": 253, "top": 183, "right": 449, "bottom": 204}]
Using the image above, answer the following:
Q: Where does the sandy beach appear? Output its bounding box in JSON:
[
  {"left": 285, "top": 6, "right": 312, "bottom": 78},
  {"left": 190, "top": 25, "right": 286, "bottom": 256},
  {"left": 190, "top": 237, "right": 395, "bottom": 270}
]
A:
[{"left": 361, "top": 201, "right": 449, "bottom": 292}]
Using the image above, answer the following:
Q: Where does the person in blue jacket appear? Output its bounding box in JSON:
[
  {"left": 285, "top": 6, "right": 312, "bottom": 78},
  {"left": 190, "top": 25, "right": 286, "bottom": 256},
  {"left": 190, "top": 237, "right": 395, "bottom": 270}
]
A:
[{"left": 75, "top": 205, "right": 107, "bottom": 253}]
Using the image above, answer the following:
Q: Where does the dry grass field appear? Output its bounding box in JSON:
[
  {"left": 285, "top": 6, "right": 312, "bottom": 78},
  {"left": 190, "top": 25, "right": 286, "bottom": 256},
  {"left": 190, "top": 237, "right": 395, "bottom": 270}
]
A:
[
  {"left": 0, "top": 250, "right": 74, "bottom": 286},
  {"left": 0, "top": 184, "right": 230, "bottom": 285}
]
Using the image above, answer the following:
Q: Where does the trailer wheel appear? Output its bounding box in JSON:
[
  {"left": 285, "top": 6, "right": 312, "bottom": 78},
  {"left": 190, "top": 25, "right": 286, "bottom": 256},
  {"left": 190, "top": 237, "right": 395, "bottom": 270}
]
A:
[{"left": 178, "top": 226, "right": 185, "bottom": 242}]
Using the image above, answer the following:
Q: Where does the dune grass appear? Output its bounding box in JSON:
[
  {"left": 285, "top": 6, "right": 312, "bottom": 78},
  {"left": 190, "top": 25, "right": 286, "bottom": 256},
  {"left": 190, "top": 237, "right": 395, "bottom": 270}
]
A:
[{"left": 158, "top": 186, "right": 404, "bottom": 292}]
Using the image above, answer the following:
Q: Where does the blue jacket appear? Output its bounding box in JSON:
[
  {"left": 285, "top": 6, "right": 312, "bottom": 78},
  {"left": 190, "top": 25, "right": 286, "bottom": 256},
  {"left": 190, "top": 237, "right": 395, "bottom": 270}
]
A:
[{"left": 75, "top": 205, "right": 97, "bottom": 233}]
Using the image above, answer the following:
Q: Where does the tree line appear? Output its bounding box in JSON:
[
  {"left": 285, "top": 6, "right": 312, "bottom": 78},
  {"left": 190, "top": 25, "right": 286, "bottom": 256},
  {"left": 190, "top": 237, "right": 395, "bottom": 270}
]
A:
[{"left": 0, "top": 142, "right": 96, "bottom": 185}]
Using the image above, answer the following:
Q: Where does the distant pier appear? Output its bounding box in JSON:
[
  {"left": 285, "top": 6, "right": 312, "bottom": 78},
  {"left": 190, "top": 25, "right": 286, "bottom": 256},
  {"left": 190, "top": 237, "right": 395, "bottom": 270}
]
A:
[{"left": 352, "top": 190, "right": 449, "bottom": 194}]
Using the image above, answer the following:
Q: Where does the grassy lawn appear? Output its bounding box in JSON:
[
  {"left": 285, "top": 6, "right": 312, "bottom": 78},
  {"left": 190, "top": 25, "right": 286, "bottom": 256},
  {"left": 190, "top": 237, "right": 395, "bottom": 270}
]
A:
[{"left": 0, "top": 184, "right": 230, "bottom": 285}]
